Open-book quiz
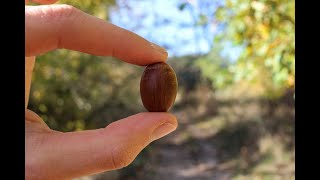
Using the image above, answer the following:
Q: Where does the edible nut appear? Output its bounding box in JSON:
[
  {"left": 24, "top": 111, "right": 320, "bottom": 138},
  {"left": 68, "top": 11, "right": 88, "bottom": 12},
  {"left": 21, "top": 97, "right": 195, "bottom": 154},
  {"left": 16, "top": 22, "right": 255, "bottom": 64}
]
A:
[{"left": 140, "top": 62, "right": 178, "bottom": 112}]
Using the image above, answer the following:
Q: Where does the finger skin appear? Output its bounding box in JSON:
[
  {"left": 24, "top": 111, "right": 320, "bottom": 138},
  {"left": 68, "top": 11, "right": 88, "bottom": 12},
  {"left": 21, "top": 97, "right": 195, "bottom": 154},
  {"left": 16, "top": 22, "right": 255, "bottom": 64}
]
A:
[
  {"left": 25, "top": 5, "right": 168, "bottom": 66},
  {"left": 25, "top": 112, "right": 177, "bottom": 180}
]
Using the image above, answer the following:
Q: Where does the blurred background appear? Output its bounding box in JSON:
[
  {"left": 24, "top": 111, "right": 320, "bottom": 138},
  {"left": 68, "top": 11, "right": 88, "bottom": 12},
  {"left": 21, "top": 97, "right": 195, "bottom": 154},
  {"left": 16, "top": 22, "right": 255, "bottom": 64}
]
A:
[{"left": 28, "top": 0, "right": 295, "bottom": 179}]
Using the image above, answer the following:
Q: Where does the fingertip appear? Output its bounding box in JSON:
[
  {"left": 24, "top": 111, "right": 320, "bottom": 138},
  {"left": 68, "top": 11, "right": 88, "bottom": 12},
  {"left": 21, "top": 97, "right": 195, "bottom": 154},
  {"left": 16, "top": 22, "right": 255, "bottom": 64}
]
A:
[
  {"left": 141, "top": 112, "right": 177, "bottom": 141},
  {"left": 106, "top": 112, "right": 178, "bottom": 133},
  {"left": 136, "top": 112, "right": 178, "bottom": 128},
  {"left": 115, "top": 40, "right": 168, "bottom": 66},
  {"left": 150, "top": 43, "right": 168, "bottom": 63}
]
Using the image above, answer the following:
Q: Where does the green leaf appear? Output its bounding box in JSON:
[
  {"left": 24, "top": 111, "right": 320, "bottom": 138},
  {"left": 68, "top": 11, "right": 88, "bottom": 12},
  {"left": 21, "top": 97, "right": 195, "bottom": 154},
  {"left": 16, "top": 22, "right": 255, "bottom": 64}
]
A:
[{"left": 178, "top": 3, "right": 188, "bottom": 11}]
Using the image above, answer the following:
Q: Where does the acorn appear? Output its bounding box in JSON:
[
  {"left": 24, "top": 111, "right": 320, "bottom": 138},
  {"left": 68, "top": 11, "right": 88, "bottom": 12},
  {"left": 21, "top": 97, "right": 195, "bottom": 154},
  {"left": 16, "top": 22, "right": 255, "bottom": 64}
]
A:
[{"left": 140, "top": 62, "right": 178, "bottom": 112}]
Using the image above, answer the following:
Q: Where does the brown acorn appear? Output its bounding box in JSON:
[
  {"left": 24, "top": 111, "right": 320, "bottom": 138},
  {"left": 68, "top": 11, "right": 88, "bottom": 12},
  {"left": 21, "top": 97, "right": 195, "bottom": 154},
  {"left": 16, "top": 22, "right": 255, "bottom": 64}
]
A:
[{"left": 140, "top": 62, "right": 178, "bottom": 112}]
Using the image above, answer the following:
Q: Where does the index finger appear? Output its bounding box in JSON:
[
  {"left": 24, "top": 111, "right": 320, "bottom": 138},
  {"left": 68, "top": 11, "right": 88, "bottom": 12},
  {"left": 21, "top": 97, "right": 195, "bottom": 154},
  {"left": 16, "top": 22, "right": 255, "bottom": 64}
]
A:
[{"left": 25, "top": 5, "right": 168, "bottom": 66}]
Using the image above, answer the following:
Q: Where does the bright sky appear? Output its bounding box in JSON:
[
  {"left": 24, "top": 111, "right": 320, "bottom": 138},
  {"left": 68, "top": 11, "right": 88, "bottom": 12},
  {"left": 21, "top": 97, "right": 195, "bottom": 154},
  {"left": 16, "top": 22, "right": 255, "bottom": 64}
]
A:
[{"left": 109, "top": 0, "right": 242, "bottom": 62}]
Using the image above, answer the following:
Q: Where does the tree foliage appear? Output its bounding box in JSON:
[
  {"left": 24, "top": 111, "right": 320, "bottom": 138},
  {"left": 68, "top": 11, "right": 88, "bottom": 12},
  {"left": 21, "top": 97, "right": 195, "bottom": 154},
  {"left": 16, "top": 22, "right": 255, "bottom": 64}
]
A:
[
  {"left": 222, "top": 0, "right": 294, "bottom": 91},
  {"left": 196, "top": 0, "right": 294, "bottom": 97},
  {"left": 30, "top": 50, "right": 144, "bottom": 131}
]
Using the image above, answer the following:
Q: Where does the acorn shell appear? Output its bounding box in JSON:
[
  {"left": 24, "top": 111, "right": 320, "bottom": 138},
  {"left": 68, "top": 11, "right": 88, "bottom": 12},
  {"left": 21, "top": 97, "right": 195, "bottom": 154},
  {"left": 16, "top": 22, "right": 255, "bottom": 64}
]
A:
[{"left": 140, "top": 62, "right": 178, "bottom": 112}]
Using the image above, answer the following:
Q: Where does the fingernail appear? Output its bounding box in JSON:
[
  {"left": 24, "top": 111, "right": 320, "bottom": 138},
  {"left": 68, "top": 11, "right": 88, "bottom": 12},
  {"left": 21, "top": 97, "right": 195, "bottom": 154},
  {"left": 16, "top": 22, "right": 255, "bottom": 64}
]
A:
[
  {"left": 151, "top": 43, "right": 168, "bottom": 60},
  {"left": 151, "top": 123, "right": 176, "bottom": 141}
]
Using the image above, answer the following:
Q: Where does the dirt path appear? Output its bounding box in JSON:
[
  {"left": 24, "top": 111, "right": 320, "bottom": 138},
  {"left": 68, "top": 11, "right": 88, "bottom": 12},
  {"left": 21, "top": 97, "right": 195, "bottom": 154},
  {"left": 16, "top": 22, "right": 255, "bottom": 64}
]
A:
[
  {"left": 128, "top": 93, "right": 294, "bottom": 180},
  {"left": 148, "top": 139, "right": 230, "bottom": 180},
  {"left": 129, "top": 104, "right": 232, "bottom": 180},
  {"left": 77, "top": 93, "right": 294, "bottom": 180}
]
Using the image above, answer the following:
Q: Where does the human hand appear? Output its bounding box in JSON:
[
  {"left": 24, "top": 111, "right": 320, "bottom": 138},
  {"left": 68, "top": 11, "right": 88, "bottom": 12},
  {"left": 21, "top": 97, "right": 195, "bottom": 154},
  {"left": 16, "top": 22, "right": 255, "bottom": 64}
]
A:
[{"left": 25, "top": 1, "right": 177, "bottom": 179}]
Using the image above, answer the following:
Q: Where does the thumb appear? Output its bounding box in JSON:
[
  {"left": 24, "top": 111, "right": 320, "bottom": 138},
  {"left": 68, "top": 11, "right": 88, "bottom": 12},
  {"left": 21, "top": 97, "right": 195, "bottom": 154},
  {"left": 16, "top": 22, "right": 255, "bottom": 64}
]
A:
[{"left": 31, "top": 112, "right": 177, "bottom": 179}]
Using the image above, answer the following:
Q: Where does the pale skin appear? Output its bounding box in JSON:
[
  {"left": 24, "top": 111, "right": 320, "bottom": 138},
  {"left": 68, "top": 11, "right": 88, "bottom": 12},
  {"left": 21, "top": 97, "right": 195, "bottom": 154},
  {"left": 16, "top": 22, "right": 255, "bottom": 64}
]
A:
[{"left": 25, "top": 0, "right": 178, "bottom": 179}]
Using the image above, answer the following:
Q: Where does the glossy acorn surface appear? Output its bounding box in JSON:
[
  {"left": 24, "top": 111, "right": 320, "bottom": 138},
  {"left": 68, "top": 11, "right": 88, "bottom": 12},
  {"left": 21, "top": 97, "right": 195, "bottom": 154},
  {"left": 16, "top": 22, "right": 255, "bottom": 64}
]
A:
[{"left": 140, "top": 62, "right": 178, "bottom": 112}]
